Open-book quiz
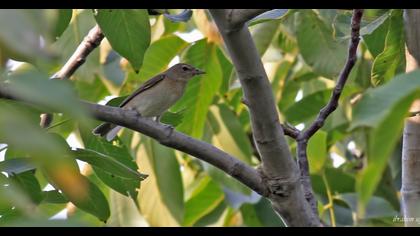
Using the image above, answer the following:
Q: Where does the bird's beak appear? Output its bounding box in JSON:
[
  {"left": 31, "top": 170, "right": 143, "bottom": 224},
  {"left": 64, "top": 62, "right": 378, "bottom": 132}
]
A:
[{"left": 193, "top": 68, "right": 206, "bottom": 76}]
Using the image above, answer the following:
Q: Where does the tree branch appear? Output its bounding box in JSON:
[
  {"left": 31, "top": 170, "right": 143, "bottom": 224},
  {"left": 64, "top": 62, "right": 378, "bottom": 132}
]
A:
[
  {"left": 0, "top": 86, "right": 267, "bottom": 198},
  {"left": 209, "top": 9, "right": 320, "bottom": 226},
  {"left": 402, "top": 9, "right": 420, "bottom": 227},
  {"left": 296, "top": 9, "right": 364, "bottom": 216},
  {"left": 40, "top": 25, "right": 104, "bottom": 128},
  {"left": 281, "top": 123, "right": 300, "bottom": 139},
  {"left": 225, "top": 9, "right": 272, "bottom": 29}
]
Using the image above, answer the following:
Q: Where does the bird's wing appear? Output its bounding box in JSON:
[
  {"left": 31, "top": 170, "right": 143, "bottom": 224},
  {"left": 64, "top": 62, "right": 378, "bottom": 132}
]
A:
[{"left": 118, "top": 73, "right": 166, "bottom": 108}]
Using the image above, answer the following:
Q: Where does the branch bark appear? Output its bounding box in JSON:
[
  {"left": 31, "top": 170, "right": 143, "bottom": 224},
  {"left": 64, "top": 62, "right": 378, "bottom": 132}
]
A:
[
  {"left": 40, "top": 25, "right": 104, "bottom": 128},
  {"left": 209, "top": 9, "right": 320, "bottom": 226},
  {"left": 293, "top": 9, "right": 363, "bottom": 216},
  {"left": 402, "top": 9, "right": 420, "bottom": 227},
  {"left": 0, "top": 86, "right": 267, "bottom": 198},
  {"left": 225, "top": 9, "right": 272, "bottom": 29}
]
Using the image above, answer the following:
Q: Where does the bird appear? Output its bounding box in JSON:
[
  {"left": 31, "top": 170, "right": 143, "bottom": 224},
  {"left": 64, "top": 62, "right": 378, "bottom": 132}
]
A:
[{"left": 92, "top": 63, "right": 205, "bottom": 141}]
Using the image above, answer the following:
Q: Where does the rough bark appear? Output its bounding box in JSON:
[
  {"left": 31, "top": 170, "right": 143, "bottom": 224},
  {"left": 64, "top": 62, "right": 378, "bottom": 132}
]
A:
[
  {"left": 402, "top": 9, "right": 420, "bottom": 226},
  {"left": 209, "top": 9, "right": 320, "bottom": 226}
]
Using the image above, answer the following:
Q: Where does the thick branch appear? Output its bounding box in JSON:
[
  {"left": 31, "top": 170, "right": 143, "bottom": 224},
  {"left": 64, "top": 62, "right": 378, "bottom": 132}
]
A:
[
  {"left": 40, "top": 25, "right": 104, "bottom": 128},
  {"left": 295, "top": 9, "right": 364, "bottom": 219},
  {"left": 209, "top": 9, "right": 319, "bottom": 227},
  {"left": 402, "top": 9, "right": 420, "bottom": 227},
  {"left": 0, "top": 86, "right": 267, "bottom": 197},
  {"left": 226, "top": 9, "right": 271, "bottom": 28}
]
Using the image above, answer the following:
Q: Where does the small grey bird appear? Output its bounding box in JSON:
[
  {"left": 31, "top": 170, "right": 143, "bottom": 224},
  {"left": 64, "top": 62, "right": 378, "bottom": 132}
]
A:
[{"left": 93, "top": 63, "right": 205, "bottom": 141}]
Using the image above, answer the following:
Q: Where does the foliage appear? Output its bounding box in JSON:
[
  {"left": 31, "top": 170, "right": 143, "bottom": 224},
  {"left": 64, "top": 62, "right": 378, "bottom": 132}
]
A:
[{"left": 0, "top": 9, "right": 414, "bottom": 226}]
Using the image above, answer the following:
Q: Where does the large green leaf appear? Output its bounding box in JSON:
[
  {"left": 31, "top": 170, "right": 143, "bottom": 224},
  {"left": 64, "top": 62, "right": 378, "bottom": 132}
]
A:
[
  {"left": 120, "top": 35, "right": 188, "bottom": 94},
  {"left": 95, "top": 9, "right": 150, "bottom": 72},
  {"left": 350, "top": 70, "right": 420, "bottom": 210},
  {"left": 307, "top": 130, "right": 327, "bottom": 174},
  {"left": 183, "top": 176, "right": 224, "bottom": 226},
  {"left": 136, "top": 141, "right": 181, "bottom": 226},
  {"left": 72, "top": 148, "right": 147, "bottom": 181},
  {"left": 362, "top": 11, "right": 391, "bottom": 58},
  {"left": 6, "top": 70, "right": 89, "bottom": 124},
  {"left": 336, "top": 193, "right": 397, "bottom": 219},
  {"left": 284, "top": 89, "right": 332, "bottom": 125},
  {"left": 250, "top": 20, "right": 280, "bottom": 56},
  {"left": 295, "top": 10, "right": 347, "bottom": 78},
  {"left": 52, "top": 9, "right": 73, "bottom": 40},
  {"left": 142, "top": 137, "right": 184, "bottom": 224},
  {"left": 172, "top": 39, "right": 223, "bottom": 138},
  {"left": 0, "top": 10, "right": 51, "bottom": 62},
  {"left": 52, "top": 10, "right": 99, "bottom": 81},
  {"left": 371, "top": 10, "right": 405, "bottom": 86},
  {"left": 206, "top": 104, "right": 253, "bottom": 164},
  {"left": 80, "top": 129, "right": 140, "bottom": 201}
]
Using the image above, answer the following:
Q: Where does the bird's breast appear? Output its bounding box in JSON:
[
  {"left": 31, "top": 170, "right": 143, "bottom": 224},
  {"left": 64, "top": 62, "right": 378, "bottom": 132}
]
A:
[{"left": 125, "top": 79, "right": 186, "bottom": 117}]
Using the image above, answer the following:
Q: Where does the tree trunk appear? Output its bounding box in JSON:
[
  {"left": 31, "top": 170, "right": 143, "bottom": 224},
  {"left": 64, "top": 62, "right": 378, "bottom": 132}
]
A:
[{"left": 401, "top": 9, "right": 420, "bottom": 227}]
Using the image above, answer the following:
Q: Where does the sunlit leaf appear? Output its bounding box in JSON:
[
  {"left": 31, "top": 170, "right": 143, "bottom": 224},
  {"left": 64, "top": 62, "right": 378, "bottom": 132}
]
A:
[
  {"left": 183, "top": 176, "right": 224, "bottom": 226},
  {"left": 371, "top": 10, "right": 405, "bottom": 86},
  {"left": 95, "top": 9, "right": 150, "bottom": 72},
  {"left": 307, "top": 130, "right": 327, "bottom": 174}
]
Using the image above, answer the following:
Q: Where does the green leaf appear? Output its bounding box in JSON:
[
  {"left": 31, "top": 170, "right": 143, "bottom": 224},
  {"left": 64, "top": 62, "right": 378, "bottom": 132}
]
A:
[
  {"left": 183, "top": 176, "right": 224, "bottom": 226},
  {"left": 136, "top": 140, "right": 181, "bottom": 226},
  {"left": 52, "top": 10, "right": 99, "bottom": 82},
  {"left": 0, "top": 158, "right": 36, "bottom": 175},
  {"left": 80, "top": 129, "right": 140, "bottom": 200},
  {"left": 72, "top": 148, "right": 147, "bottom": 180},
  {"left": 42, "top": 190, "right": 69, "bottom": 204},
  {"left": 62, "top": 175, "right": 110, "bottom": 222},
  {"left": 0, "top": 9, "right": 51, "bottom": 62},
  {"left": 53, "top": 9, "right": 72, "bottom": 40},
  {"left": 295, "top": 10, "right": 347, "bottom": 78},
  {"left": 371, "top": 10, "right": 405, "bottom": 86},
  {"left": 241, "top": 198, "right": 285, "bottom": 226},
  {"left": 106, "top": 190, "right": 148, "bottom": 226},
  {"left": 363, "top": 11, "right": 391, "bottom": 58},
  {"left": 206, "top": 104, "right": 253, "bottom": 164},
  {"left": 75, "top": 74, "right": 109, "bottom": 102},
  {"left": 120, "top": 35, "right": 188, "bottom": 94},
  {"left": 95, "top": 9, "right": 151, "bottom": 71},
  {"left": 307, "top": 130, "right": 327, "bottom": 174},
  {"left": 311, "top": 167, "right": 355, "bottom": 197},
  {"left": 10, "top": 171, "right": 43, "bottom": 204},
  {"left": 142, "top": 137, "right": 184, "bottom": 224},
  {"left": 172, "top": 40, "right": 223, "bottom": 138},
  {"left": 351, "top": 70, "right": 420, "bottom": 208},
  {"left": 6, "top": 70, "right": 89, "bottom": 124},
  {"left": 284, "top": 89, "right": 332, "bottom": 125},
  {"left": 336, "top": 193, "right": 397, "bottom": 219},
  {"left": 250, "top": 20, "right": 280, "bottom": 56}
]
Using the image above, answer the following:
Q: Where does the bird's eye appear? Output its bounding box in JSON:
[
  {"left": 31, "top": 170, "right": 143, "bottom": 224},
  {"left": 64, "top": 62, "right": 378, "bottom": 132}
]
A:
[{"left": 182, "top": 66, "right": 189, "bottom": 71}]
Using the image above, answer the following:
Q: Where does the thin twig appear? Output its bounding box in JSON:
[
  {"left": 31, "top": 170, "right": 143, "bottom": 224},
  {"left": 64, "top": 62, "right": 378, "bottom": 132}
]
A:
[
  {"left": 281, "top": 123, "right": 300, "bottom": 139},
  {"left": 295, "top": 9, "right": 364, "bottom": 218},
  {"left": 40, "top": 25, "right": 104, "bottom": 128}
]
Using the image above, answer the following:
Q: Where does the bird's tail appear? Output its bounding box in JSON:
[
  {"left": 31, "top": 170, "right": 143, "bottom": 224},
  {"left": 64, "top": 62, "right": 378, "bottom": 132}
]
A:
[{"left": 92, "top": 123, "right": 123, "bottom": 141}]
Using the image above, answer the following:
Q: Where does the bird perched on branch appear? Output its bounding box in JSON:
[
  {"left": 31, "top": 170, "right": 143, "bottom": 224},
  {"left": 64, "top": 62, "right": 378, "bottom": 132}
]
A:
[{"left": 93, "top": 63, "right": 205, "bottom": 141}]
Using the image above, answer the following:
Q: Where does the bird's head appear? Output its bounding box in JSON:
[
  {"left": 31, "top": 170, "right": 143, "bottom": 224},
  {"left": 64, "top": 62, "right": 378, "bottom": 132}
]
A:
[{"left": 166, "top": 63, "right": 205, "bottom": 81}]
